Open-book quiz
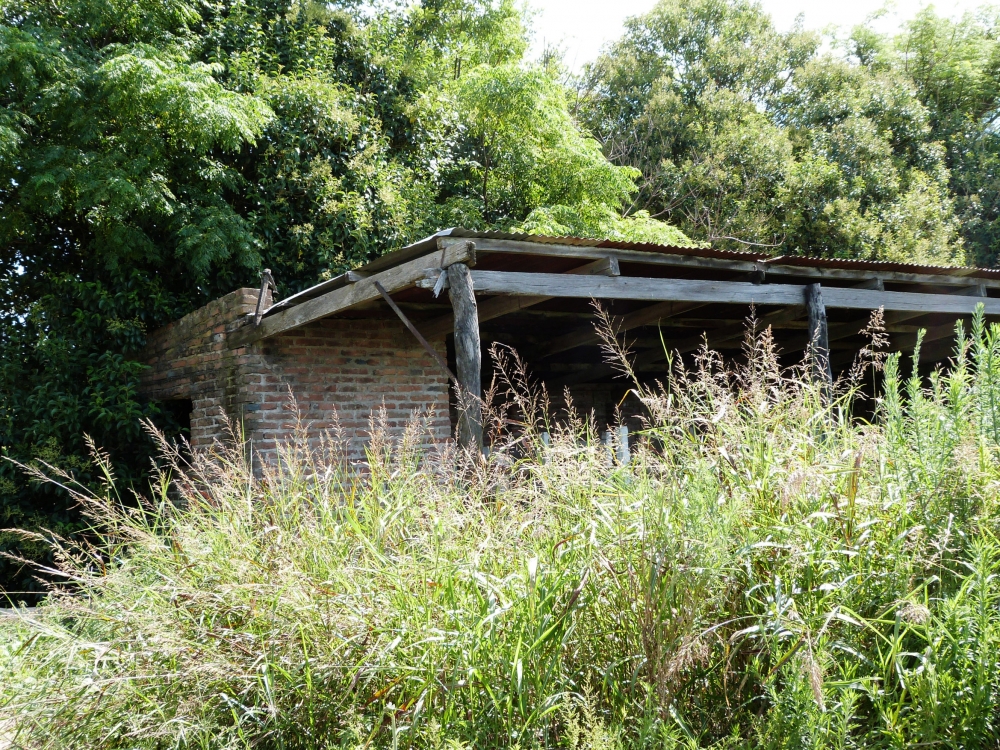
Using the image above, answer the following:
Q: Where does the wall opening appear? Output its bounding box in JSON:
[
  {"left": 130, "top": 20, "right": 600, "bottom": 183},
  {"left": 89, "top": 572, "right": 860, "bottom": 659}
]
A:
[{"left": 159, "top": 398, "right": 194, "bottom": 444}]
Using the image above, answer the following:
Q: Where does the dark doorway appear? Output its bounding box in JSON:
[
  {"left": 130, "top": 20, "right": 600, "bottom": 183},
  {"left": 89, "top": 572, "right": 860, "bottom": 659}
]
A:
[{"left": 159, "top": 398, "right": 193, "bottom": 443}]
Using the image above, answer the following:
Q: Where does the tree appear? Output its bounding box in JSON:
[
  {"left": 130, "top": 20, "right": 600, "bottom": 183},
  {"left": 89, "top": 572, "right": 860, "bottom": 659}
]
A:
[
  {"left": 580, "top": 0, "right": 965, "bottom": 264},
  {"left": 894, "top": 8, "right": 1000, "bottom": 265},
  {"left": 0, "top": 0, "right": 273, "bottom": 597},
  {"left": 0, "top": 0, "right": 692, "bottom": 598}
]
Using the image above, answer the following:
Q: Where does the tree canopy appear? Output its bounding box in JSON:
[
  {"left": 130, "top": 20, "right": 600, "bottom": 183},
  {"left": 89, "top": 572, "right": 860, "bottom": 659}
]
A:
[{"left": 579, "top": 0, "right": 1000, "bottom": 266}]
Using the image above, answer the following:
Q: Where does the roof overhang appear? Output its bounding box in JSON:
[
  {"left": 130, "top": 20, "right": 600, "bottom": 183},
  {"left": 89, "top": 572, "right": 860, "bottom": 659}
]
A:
[{"left": 227, "top": 229, "right": 1000, "bottom": 353}]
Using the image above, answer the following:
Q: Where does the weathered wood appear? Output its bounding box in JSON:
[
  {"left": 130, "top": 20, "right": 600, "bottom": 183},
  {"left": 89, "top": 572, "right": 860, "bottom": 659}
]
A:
[
  {"left": 537, "top": 301, "right": 706, "bottom": 359},
  {"left": 374, "top": 281, "right": 457, "bottom": 383},
  {"left": 419, "top": 256, "right": 620, "bottom": 340},
  {"left": 466, "top": 270, "right": 1000, "bottom": 315},
  {"left": 649, "top": 305, "right": 804, "bottom": 362},
  {"left": 440, "top": 236, "right": 1000, "bottom": 290},
  {"left": 830, "top": 316, "right": 967, "bottom": 373},
  {"left": 471, "top": 271, "right": 805, "bottom": 304},
  {"left": 892, "top": 319, "right": 969, "bottom": 352},
  {"left": 254, "top": 268, "right": 277, "bottom": 326},
  {"left": 448, "top": 263, "right": 483, "bottom": 453},
  {"left": 228, "top": 243, "right": 474, "bottom": 347},
  {"left": 957, "top": 283, "right": 987, "bottom": 297},
  {"left": 854, "top": 277, "right": 884, "bottom": 291},
  {"left": 805, "top": 284, "right": 833, "bottom": 397},
  {"left": 439, "top": 236, "right": 763, "bottom": 274}
]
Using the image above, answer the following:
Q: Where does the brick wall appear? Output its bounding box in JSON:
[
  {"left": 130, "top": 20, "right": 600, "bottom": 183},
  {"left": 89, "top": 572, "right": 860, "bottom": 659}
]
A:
[
  {"left": 139, "top": 290, "right": 452, "bottom": 465},
  {"left": 246, "top": 315, "right": 451, "bottom": 463},
  {"left": 141, "top": 289, "right": 260, "bottom": 449}
]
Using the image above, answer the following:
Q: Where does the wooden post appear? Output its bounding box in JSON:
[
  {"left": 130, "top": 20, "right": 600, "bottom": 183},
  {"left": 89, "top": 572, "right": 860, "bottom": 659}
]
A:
[
  {"left": 447, "top": 263, "right": 483, "bottom": 453},
  {"left": 805, "top": 283, "right": 833, "bottom": 399},
  {"left": 616, "top": 425, "right": 631, "bottom": 466},
  {"left": 601, "top": 430, "right": 614, "bottom": 465}
]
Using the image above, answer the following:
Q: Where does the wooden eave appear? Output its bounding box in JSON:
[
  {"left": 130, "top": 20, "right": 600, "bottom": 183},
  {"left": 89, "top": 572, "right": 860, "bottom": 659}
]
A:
[{"left": 227, "top": 233, "right": 1000, "bottom": 355}]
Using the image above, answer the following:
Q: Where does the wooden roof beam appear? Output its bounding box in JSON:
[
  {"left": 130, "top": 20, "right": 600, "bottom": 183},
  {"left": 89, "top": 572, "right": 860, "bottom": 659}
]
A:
[
  {"left": 416, "top": 256, "right": 620, "bottom": 340},
  {"left": 466, "top": 271, "right": 1000, "bottom": 316},
  {"left": 534, "top": 300, "right": 706, "bottom": 360},
  {"left": 440, "top": 237, "right": 1000, "bottom": 290},
  {"left": 555, "top": 305, "right": 805, "bottom": 386},
  {"left": 228, "top": 242, "right": 475, "bottom": 347}
]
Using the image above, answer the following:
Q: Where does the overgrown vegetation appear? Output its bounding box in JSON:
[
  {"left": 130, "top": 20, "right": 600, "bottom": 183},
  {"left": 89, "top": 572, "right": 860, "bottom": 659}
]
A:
[
  {"left": 6, "top": 0, "right": 1000, "bottom": 597},
  {"left": 4, "top": 309, "right": 1000, "bottom": 747}
]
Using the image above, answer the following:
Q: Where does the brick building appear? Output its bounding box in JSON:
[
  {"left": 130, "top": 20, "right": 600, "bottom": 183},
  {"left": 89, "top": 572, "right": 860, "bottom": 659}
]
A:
[
  {"left": 139, "top": 228, "right": 1000, "bottom": 464},
  {"left": 140, "top": 288, "right": 452, "bottom": 464}
]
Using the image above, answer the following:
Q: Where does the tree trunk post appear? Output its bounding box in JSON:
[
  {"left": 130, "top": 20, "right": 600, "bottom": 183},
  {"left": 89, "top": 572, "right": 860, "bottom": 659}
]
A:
[
  {"left": 447, "top": 263, "right": 483, "bottom": 453},
  {"left": 805, "top": 283, "right": 833, "bottom": 401}
]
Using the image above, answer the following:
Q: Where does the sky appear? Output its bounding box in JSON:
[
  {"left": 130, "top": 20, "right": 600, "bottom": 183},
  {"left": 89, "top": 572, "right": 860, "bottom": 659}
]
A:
[{"left": 527, "top": 0, "right": 992, "bottom": 71}]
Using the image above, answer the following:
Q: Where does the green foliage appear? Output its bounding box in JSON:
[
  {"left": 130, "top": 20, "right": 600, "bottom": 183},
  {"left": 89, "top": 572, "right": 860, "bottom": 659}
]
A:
[
  {"left": 0, "top": 0, "right": 273, "bottom": 597},
  {"left": 0, "top": 0, "right": 690, "bottom": 597},
  {"left": 896, "top": 7, "right": 1000, "bottom": 267},
  {"left": 580, "top": 0, "right": 972, "bottom": 264},
  {"left": 5, "top": 316, "right": 1000, "bottom": 746}
]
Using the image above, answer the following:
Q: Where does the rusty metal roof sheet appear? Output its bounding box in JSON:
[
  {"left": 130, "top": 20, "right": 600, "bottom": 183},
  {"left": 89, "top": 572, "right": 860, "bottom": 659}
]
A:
[
  {"left": 764, "top": 254, "right": 1000, "bottom": 279},
  {"left": 370, "top": 227, "right": 1000, "bottom": 276}
]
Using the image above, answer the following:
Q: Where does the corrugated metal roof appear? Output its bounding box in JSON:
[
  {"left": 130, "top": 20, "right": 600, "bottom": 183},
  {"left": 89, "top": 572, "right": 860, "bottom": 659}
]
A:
[
  {"left": 372, "top": 228, "right": 1000, "bottom": 277},
  {"left": 764, "top": 254, "right": 1000, "bottom": 279},
  {"left": 387, "top": 226, "right": 750, "bottom": 260},
  {"left": 264, "top": 228, "right": 1000, "bottom": 316}
]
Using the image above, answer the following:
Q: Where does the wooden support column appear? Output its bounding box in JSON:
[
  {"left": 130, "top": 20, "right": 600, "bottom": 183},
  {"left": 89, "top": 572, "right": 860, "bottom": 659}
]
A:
[
  {"left": 447, "top": 263, "right": 483, "bottom": 453},
  {"left": 805, "top": 283, "right": 833, "bottom": 397}
]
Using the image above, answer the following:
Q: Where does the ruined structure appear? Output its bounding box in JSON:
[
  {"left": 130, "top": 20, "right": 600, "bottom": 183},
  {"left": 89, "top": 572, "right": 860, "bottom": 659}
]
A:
[{"left": 139, "top": 229, "right": 1000, "bottom": 463}]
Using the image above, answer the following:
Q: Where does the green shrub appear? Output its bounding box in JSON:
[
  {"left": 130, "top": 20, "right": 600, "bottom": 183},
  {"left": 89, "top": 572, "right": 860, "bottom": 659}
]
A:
[{"left": 3, "top": 310, "right": 1000, "bottom": 748}]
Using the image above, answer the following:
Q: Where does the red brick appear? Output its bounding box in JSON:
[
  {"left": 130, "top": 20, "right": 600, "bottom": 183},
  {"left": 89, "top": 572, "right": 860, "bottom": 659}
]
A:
[{"left": 139, "top": 291, "right": 452, "bottom": 465}]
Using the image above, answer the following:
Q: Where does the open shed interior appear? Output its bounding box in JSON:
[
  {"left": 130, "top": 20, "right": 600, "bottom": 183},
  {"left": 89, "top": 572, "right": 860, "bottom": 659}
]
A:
[{"left": 235, "top": 229, "right": 1000, "bottom": 446}]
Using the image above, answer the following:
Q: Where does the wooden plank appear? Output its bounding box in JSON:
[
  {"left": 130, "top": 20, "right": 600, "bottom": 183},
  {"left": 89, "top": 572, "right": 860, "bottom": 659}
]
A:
[
  {"left": 957, "top": 283, "right": 987, "bottom": 297},
  {"left": 466, "top": 270, "right": 1000, "bottom": 315},
  {"left": 823, "top": 286, "right": 1000, "bottom": 314},
  {"left": 537, "top": 301, "right": 706, "bottom": 359},
  {"left": 769, "top": 265, "right": 985, "bottom": 288},
  {"left": 647, "top": 305, "right": 804, "bottom": 363},
  {"left": 448, "top": 263, "right": 483, "bottom": 453},
  {"left": 228, "top": 243, "right": 473, "bottom": 347},
  {"left": 892, "top": 319, "right": 967, "bottom": 352},
  {"left": 419, "top": 256, "right": 620, "bottom": 340},
  {"left": 442, "top": 237, "right": 1000, "bottom": 290},
  {"left": 470, "top": 271, "right": 804, "bottom": 305},
  {"left": 831, "top": 317, "right": 966, "bottom": 372},
  {"left": 806, "top": 284, "right": 833, "bottom": 396},
  {"left": 374, "top": 281, "right": 457, "bottom": 383},
  {"left": 441, "top": 236, "right": 765, "bottom": 274}
]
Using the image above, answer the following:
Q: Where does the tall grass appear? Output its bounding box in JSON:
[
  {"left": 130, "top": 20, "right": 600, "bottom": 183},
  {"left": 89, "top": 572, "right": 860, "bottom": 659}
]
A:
[{"left": 3, "top": 309, "right": 1000, "bottom": 748}]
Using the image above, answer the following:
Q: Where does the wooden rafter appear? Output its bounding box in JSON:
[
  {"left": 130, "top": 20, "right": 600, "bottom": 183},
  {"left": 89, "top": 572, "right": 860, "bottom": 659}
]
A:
[
  {"left": 417, "top": 256, "right": 620, "bottom": 340},
  {"left": 228, "top": 242, "right": 475, "bottom": 347},
  {"left": 556, "top": 306, "right": 806, "bottom": 387},
  {"left": 439, "top": 237, "right": 1000, "bottom": 290}
]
